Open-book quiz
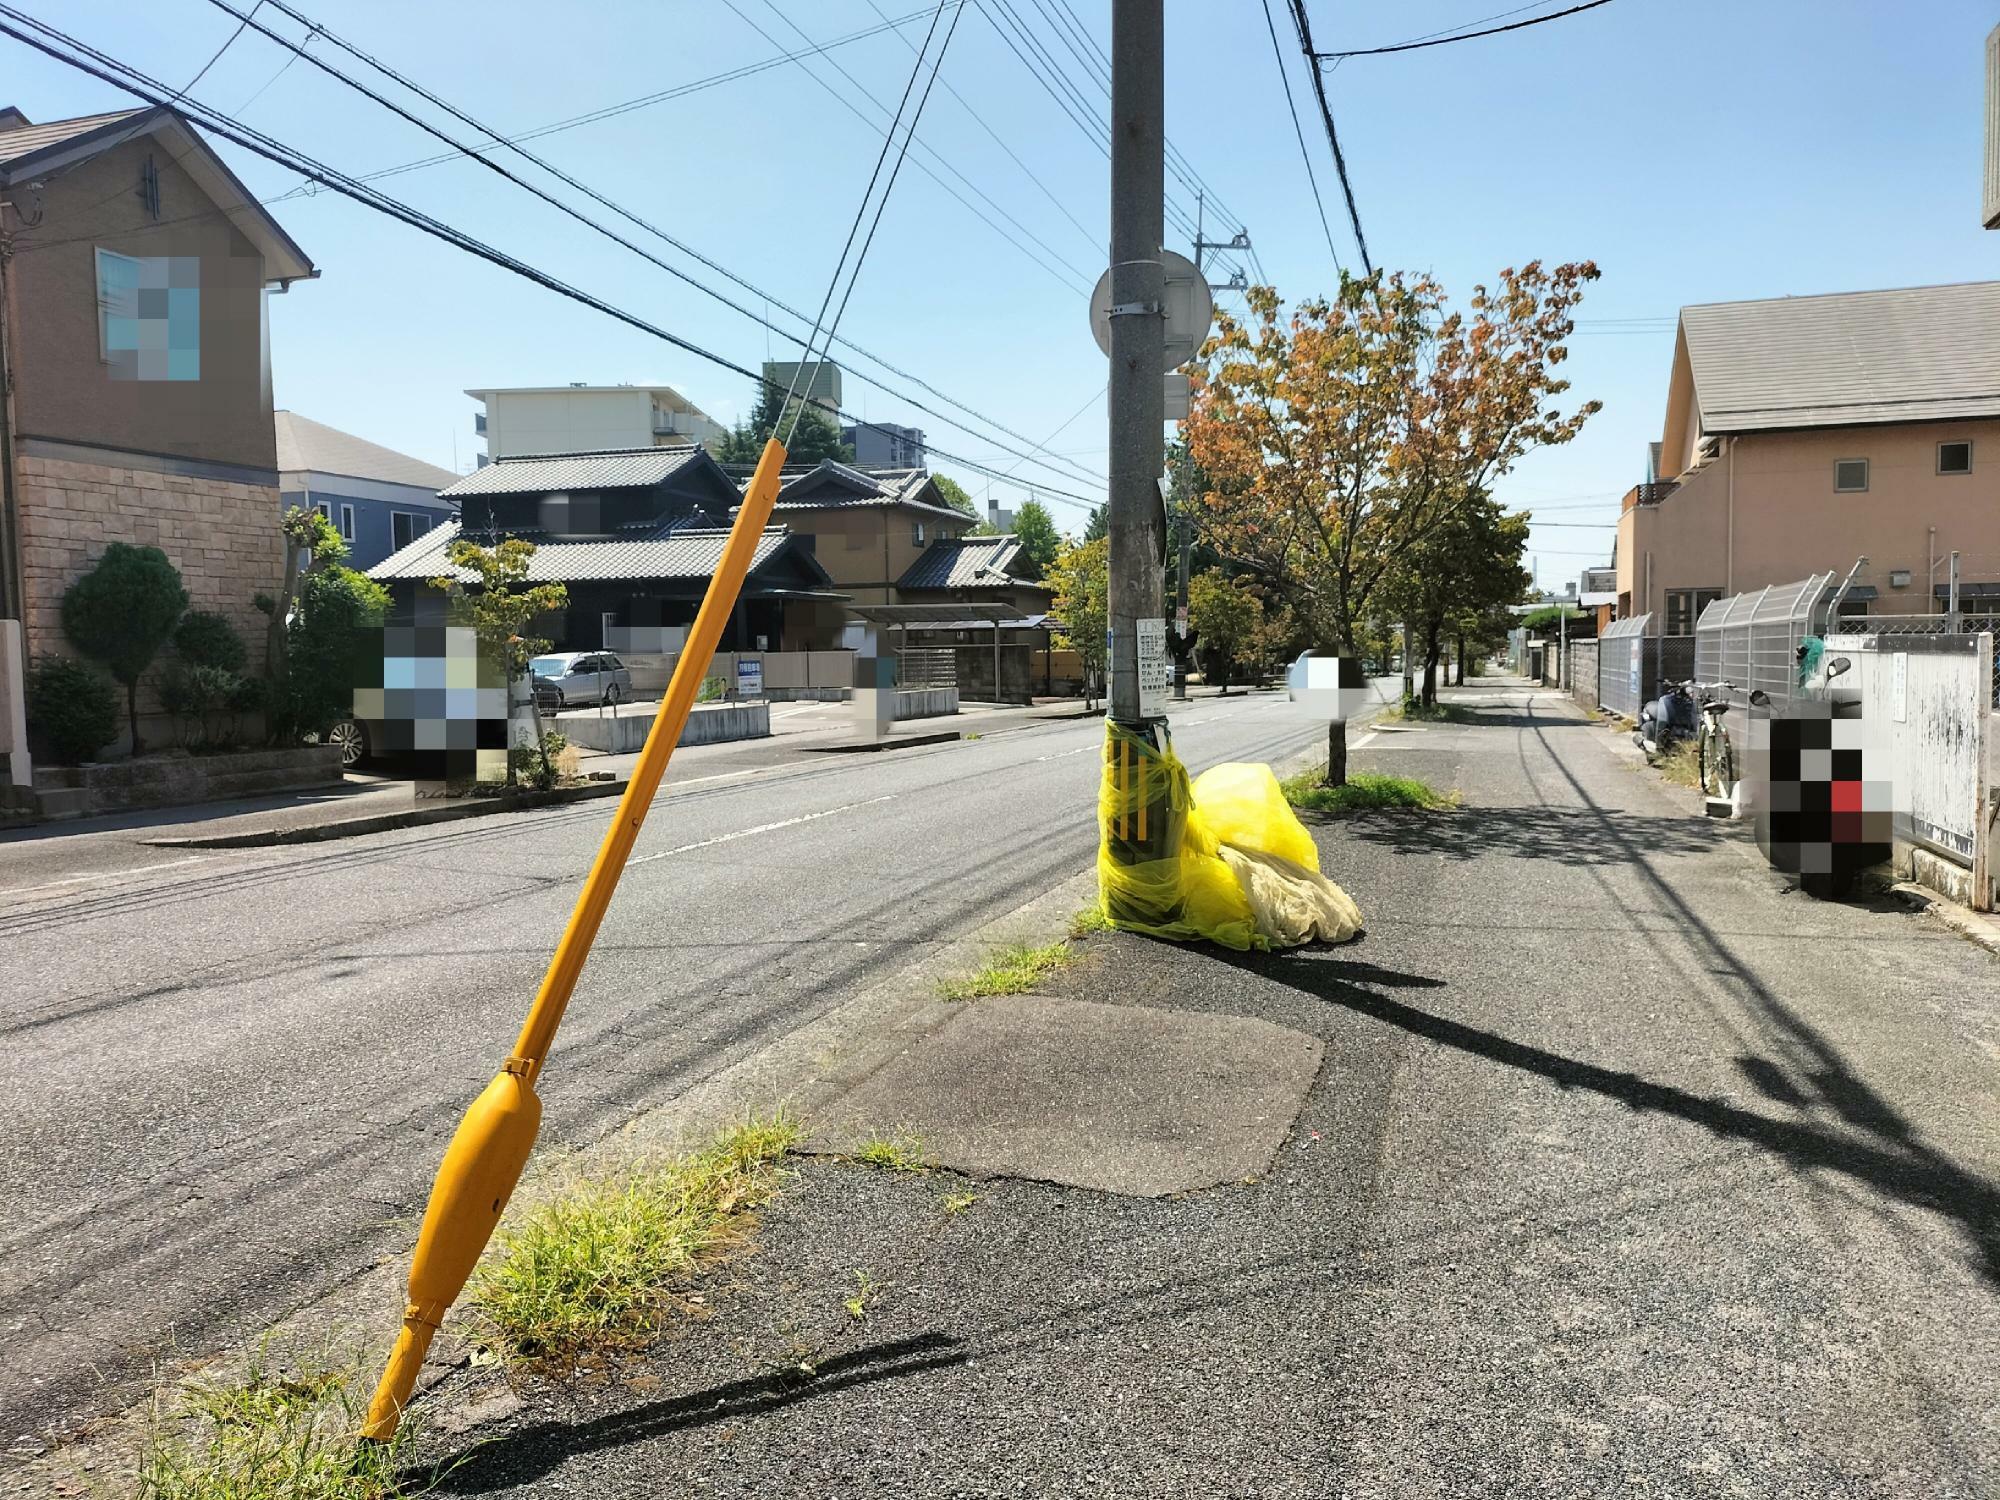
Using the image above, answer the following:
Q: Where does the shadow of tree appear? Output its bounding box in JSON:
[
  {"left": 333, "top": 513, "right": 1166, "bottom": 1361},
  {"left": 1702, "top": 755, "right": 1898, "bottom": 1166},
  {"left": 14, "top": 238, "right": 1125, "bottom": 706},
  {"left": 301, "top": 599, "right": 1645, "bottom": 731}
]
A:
[{"left": 1332, "top": 805, "right": 1730, "bottom": 864}]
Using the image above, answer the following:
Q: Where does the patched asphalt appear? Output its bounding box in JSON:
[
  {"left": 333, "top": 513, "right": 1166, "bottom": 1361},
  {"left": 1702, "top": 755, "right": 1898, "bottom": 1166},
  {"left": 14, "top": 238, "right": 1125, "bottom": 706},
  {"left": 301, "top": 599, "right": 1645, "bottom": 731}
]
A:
[{"left": 408, "top": 683, "right": 2000, "bottom": 1498}]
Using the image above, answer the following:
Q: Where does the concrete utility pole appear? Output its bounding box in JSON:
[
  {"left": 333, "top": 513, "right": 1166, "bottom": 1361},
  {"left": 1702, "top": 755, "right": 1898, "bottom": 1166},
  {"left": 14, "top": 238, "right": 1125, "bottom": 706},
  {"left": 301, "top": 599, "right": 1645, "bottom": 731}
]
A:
[{"left": 1107, "top": 0, "right": 1166, "bottom": 727}]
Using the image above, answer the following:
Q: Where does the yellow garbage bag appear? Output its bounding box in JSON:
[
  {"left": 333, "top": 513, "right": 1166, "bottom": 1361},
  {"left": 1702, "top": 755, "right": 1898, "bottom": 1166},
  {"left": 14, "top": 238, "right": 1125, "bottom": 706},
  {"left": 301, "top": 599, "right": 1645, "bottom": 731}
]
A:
[{"left": 1096, "top": 720, "right": 1361, "bottom": 951}]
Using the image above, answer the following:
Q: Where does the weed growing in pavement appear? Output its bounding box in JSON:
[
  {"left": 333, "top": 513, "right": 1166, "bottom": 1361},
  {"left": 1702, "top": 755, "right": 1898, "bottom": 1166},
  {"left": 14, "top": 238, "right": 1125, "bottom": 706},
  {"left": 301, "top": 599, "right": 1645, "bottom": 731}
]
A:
[
  {"left": 940, "top": 1190, "right": 979, "bottom": 1216},
  {"left": 1381, "top": 699, "right": 1477, "bottom": 724},
  {"left": 853, "top": 1131, "right": 928, "bottom": 1173},
  {"left": 1653, "top": 737, "right": 1702, "bottom": 788},
  {"left": 1068, "top": 904, "right": 1112, "bottom": 939},
  {"left": 1280, "top": 769, "right": 1457, "bottom": 814},
  {"left": 843, "top": 1270, "right": 880, "bottom": 1321},
  {"left": 135, "top": 1348, "right": 433, "bottom": 1500},
  {"left": 468, "top": 1115, "right": 797, "bottom": 1366},
  {"left": 939, "top": 940, "right": 1073, "bottom": 1000}
]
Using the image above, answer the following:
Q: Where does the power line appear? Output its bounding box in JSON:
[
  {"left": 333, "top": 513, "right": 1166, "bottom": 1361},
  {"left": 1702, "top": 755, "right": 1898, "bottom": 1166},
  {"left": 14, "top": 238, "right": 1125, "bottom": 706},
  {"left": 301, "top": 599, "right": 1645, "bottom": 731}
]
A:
[
  {"left": 722, "top": 0, "right": 1097, "bottom": 293},
  {"left": 1318, "top": 0, "right": 1618, "bottom": 59},
  {"left": 1259, "top": 0, "right": 1342, "bottom": 272},
  {"left": 0, "top": 7, "right": 1105, "bottom": 511},
  {"left": 197, "top": 0, "right": 1108, "bottom": 490},
  {"left": 858, "top": 0, "right": 1098, "bottom": 253},
  {"left": 299, "top": 8, "right": 939, "bottom": 191},
  {"left": 1287, "top": 0, "right": 1372, "bottom": 275}
]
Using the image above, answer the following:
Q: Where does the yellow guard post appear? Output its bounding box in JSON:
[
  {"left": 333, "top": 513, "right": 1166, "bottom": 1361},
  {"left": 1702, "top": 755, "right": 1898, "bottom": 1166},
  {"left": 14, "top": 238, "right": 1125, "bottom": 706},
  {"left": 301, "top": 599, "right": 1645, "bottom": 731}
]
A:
[{"left": 360, "top": 437, "right": 790, "bottom": 1440}]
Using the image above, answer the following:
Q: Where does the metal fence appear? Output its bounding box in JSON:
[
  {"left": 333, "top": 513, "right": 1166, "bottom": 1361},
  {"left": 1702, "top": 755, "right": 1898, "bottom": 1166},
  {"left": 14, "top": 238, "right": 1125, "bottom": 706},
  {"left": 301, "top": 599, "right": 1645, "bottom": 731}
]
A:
[
  {"left": 896, "top": 647, "right": 957, "bottom": 690},
  {"left": 1597, "top": 614, "right": 1653, "bottom": 718},
  {"left": 1844, "top": 613, "right": 2000, "bottom": 707},
  {"left": 1694, "top": 572, "right": 1838, "bottom": 711}
]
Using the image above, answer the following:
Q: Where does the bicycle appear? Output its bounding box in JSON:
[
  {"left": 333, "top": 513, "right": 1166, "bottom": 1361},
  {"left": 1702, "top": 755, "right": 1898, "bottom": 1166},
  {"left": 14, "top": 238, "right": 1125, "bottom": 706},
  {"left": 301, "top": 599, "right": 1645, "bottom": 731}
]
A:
[{"left": 1693, "top": 681, "right": 1739, "bottom": 801}]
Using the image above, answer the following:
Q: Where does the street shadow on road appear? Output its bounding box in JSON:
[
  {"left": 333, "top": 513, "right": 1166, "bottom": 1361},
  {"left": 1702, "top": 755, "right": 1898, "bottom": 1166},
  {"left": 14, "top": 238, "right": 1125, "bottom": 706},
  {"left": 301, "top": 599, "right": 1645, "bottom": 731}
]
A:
[
  {"left": 1334, "top": 805, "right": 1730, "bottom": 865},
  {"left": 423, "top": 1332, "right": 965, "bottom": 1492},
  {"left": 1227, "top": 946, "right": 2000, "bottom": 1283}
]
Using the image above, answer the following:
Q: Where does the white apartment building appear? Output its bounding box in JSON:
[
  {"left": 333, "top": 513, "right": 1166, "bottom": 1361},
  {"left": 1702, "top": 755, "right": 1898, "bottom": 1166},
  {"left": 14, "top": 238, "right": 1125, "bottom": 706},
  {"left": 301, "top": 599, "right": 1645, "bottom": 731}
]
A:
[{"left": 468, "top": 383, "right": 727, "bottom": 463}]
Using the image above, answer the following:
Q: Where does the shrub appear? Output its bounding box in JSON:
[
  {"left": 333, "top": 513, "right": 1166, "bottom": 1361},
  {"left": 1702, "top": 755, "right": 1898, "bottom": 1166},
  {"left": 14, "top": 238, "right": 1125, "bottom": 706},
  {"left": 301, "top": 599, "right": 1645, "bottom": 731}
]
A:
[
  {"left": 276, "top": 565, "right": 389, "bottom": 741},
  {"left": 61, "top": 542, "right": 188, "bottom": 755},
  {"left": 173, "top": 610, "right": 249, "bottom": 673},
  {"left": 26, "top": 654, "right": 120, "bottom": 764},
  {"left": 160, "top": 663, "right": 259, "bottom": 751}
]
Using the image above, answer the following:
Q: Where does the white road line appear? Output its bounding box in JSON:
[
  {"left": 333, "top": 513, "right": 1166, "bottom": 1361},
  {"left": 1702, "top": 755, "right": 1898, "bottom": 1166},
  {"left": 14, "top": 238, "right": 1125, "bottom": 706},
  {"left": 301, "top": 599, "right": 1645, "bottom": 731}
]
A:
[
  {"left": 629, "top": 794, "right": 895, "bottom": 865},
  {"left": 1034, "top": 745, "right": 1096, "bottom": 762},
  {"left": 1, "top": 854, "right": 209, "bottom": 898},
  {"left": 1349, "top": 731, "right": 1378, "bottom": 751}
]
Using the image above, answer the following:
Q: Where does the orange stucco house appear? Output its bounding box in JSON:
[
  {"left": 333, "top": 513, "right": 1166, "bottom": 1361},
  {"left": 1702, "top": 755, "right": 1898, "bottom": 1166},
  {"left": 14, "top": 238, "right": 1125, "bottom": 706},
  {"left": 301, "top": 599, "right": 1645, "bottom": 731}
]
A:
[{"left": 1616, "top": 281, "right": 2000, "bottom": 634}]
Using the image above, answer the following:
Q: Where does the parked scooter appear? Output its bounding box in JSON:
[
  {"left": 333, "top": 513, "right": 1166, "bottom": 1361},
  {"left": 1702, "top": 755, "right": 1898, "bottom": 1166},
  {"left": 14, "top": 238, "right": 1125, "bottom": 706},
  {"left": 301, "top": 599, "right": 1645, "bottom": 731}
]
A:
[{"left": 1635, "top": 679, "right": 1699, "bottom": 757}]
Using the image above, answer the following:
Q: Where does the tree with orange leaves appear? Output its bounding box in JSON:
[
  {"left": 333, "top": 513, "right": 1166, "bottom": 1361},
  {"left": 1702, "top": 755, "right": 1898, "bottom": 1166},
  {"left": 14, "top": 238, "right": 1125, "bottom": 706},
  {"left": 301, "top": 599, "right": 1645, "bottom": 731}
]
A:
[{"left": 1183, "top": 263, "right": 1601, "bottom": 663}]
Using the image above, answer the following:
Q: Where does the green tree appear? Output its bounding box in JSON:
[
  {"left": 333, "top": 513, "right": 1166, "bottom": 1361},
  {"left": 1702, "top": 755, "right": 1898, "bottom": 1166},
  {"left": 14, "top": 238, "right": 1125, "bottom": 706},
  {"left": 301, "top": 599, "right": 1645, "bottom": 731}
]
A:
[
  {"left": 1081, "top": 504, "right": 1108, "bottom": 543},
  {"left": 261, "top": 505, "right": 345, "bottom": 697},
  {"left": 1045, "top": 536, "right": 1108, "bottom": 709},
  {"left": 61, "top": 542, "right": 189, "bottom": 755},
  {"left": 1011, "top": 499, "right": 1060, "bottom": 576},
  {"left": 281, "top": 564, "right": 391, "bottom": 740},
  {"left": 1187, "top": 570, "right": 1265, "bottom": 693},
  {"left": 1378, "top": 494, "right": 1530, "bottom": 707},
  {"left": 932, "top": 474, "right": 977, "bottom": 518},
  {"left": 431, "top": 538, "right": 570, "bottom": 784},
  {"left": 716, "top": 379, "right": 852, "bottom": 465},
  {"left": 1186, "top": 264, "right": 1600, "bottom": 657}
]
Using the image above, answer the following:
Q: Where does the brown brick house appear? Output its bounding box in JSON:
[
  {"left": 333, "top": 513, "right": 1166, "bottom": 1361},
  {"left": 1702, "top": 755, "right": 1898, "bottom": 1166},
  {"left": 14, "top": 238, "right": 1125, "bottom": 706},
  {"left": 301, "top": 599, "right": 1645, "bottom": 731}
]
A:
[{"left": 0, "top": 104, "right": 315, "bottom": 742}]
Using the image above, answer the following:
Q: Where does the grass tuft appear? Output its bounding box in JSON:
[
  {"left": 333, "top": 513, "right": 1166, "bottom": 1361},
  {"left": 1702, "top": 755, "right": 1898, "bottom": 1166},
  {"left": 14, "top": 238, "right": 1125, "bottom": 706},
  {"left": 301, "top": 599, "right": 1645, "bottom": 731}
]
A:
[
  {"left": 939, "top": 940, "right": 1072, "bottom": 1000},
  {"left": 1280, "top": 768, "right": 1455, "bottom": 814},
  {"left": 136, "top": 1351, "right": 422, "bottom": 1500},
  {"left": 1381, "top": 699, "right": 1477, "bottom": 725},
  {"left": 940, "top": 1190, "right": 979, "bottom": 1216},
  {"left": 853, "top": 1130, "right": 927, "bottom": 1173},
  {"left": 468, "top": 1115, "right": 797, "bottom": 1365},
  {"left": 1654, "top": 737, "right": 1702, "bottom": 788},
  {"left": 1067, "top": 904, "right": 1112, "bottom": 939}
]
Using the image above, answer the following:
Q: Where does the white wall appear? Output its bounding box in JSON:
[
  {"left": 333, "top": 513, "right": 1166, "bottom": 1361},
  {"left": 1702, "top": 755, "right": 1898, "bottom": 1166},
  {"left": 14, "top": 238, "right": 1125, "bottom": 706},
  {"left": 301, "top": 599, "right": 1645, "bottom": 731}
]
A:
[{"left": 485, "top": 389, "right": 652, "bottom": 458}]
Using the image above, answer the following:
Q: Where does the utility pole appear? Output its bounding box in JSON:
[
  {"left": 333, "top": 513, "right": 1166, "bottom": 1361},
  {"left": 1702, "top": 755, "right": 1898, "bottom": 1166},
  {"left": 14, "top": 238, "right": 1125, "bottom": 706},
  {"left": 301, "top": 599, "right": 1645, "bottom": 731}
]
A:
[
  {"left": 1101, "top": 0, "right": 1170, "bottom": 918},
  {"left": 1950, "top": 549, "right": 1963, "bottom": 631},
  {"left": 1107, "top": 0, "right": 1166, "bottom": 728}
]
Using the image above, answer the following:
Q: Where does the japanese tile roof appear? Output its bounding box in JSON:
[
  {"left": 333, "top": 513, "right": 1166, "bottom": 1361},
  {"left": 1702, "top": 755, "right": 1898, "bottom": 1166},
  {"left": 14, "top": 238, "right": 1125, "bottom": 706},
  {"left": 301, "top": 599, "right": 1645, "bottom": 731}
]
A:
[
  {"left": 440, "top": 446, "right": 705, "bottom": 498},
  {"left": 275, "top": 411, "right": 459, "bottom": 493},
  {"left": 367, "top": 519, "right": 809, "bottom": 585},
  {"left": 1680, "top": 281, "right": 2000, "bottom": 432},
  {"left": 897, "top": 533, "right": 1027, "bottom": 590},
  {"left": 766, "top": 460, "right": 965, "bottom": 521}
]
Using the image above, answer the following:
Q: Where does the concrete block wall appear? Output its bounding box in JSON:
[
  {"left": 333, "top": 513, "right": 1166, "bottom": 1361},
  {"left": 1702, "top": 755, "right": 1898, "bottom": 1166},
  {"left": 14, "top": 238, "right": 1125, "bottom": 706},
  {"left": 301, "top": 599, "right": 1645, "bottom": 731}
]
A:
[{"left": 13, "top": 453, "right": 283, "bottom": 748}]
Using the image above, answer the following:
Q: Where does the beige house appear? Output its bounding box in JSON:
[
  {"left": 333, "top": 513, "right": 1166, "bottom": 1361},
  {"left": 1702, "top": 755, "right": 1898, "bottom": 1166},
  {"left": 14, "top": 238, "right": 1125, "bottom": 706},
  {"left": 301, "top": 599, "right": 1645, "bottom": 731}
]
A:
[
  {"left": 0, "top": 105, "right": 314, "bottom": 728},
  {"left": 1617, "top": 282, "right": 2000, "bottom": 632}
]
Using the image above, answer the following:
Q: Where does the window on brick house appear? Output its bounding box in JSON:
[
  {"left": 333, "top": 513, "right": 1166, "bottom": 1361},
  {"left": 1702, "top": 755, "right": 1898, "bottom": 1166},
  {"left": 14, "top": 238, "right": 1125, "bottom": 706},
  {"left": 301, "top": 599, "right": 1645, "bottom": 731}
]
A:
[{"left": 95, "top": 247, "right": 199, "bottom": 381}]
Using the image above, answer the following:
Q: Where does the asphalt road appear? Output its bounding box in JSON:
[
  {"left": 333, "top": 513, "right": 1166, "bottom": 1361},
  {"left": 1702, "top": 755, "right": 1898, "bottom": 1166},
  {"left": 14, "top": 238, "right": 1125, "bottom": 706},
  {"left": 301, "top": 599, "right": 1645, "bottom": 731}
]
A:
[
  {"left": 420, "top": 681, "right": 2000, "bottom": 1498},
  {"left": 0, "top": 689, "right": 1366, "bottom": 1435}
]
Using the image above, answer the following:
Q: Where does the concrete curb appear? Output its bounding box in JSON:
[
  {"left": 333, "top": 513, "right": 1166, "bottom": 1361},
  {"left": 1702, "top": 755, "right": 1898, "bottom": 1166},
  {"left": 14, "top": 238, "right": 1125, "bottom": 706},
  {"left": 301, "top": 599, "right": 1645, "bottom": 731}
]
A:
[
  {"left": 1887, "top": 882, "right": 2000, "bottom": 956},
  {"left": 802, "top": 729, "right": 962, "bottom": 754},
  {"left": 141, "top": 778, "right": 629, "bottom": 849}
]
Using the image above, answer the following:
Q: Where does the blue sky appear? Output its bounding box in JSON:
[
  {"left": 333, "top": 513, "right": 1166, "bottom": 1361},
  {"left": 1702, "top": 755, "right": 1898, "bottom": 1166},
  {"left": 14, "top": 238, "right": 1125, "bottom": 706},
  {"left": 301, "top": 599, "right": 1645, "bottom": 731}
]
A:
[{"left": 11, "top": 0, "right": 1999, "bottom": 582}]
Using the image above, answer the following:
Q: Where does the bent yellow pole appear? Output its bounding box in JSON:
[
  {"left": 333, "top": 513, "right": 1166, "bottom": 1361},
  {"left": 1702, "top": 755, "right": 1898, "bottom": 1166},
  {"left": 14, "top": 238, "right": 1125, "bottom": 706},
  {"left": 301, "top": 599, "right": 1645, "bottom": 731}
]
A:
[{"left": 360, "top": 438, "right": 790, "bottom": 1441}]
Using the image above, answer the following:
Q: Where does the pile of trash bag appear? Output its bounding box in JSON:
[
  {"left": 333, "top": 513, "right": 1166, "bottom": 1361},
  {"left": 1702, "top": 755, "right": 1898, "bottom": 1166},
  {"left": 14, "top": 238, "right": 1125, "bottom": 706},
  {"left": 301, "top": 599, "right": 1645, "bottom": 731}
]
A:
[{"left": 1096, "top": 720, "right": 1361, "bottom": 951}]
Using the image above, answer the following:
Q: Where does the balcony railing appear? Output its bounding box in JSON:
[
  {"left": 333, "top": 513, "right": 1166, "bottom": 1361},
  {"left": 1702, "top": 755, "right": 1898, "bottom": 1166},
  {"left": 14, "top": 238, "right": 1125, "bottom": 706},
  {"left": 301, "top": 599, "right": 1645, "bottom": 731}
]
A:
[{"left": 1633, "top": 480, "right": 1677, "bottom": 506}]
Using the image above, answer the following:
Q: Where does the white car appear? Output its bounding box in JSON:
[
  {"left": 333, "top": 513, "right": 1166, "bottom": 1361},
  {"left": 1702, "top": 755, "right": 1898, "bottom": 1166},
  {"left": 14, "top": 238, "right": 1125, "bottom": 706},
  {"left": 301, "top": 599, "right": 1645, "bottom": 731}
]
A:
[{"left": 531, "top": 651, "right": 634, "bottom": 710}]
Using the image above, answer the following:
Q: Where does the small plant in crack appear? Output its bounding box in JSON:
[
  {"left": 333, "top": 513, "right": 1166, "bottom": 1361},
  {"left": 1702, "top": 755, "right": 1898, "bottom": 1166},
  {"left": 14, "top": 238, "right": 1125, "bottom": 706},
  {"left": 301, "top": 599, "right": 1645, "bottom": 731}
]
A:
[{"left": 843, "top": 1270, "right": 880, "bottom": 1322}]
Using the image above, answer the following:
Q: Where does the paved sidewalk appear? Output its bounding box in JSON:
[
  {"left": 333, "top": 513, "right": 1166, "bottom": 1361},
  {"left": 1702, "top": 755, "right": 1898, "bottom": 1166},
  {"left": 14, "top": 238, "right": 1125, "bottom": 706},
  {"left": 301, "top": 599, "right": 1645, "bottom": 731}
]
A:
[{"left": 414, "top": 679, "right": 2000, "bottom": 1497}]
